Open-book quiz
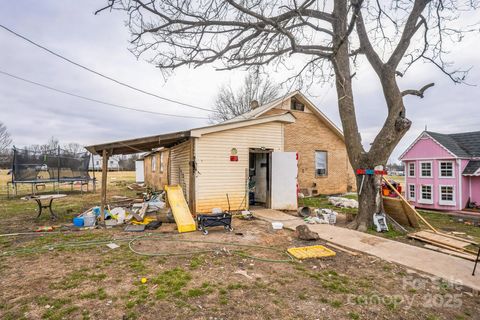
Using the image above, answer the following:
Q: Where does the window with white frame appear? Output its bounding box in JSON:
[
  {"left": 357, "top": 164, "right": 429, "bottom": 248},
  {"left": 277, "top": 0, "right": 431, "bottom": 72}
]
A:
[
  {"left": 160, "top": 152, "right": 164, "bottom": 172},
  {"left": 315, "top": 151, "right": 327, "bottom": 177},
  {"left": 408, "top": 184, "right": 416, "bottom": 201},
  {"left": 439, "top": 161, "right": 454, "bottom": 178},
  {"left": 420, "top": 162, "right": 432, "bottom": 177},
  {"left": 151, "top": 155, "right": 156, "bottom": 172},
  {"left": 439, "top": 185, "right": 455, "bottom": 205},
  {"left": 408, "top": 162, "right": 415, "bottom": 177},
  {"left": 419, "top": 185, "right": 433, "bottom": 204}
]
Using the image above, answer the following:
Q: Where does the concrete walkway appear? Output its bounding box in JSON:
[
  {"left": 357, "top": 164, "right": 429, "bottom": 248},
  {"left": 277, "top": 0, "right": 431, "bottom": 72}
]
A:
[{"left": 253, "top": 209, "right": 480, "bottom": 292}]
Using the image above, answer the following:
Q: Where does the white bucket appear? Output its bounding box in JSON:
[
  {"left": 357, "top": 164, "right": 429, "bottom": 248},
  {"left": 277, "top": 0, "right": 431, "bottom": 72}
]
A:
[
  {"left": 83, "top": 212, "right": 96, "bottom": 227},
  {"left": 272, "top": 222, "right": 284, "bottom": 230}
]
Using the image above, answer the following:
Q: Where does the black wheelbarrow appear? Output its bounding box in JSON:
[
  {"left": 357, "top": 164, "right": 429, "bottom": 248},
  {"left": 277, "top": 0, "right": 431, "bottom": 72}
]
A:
[{"left": 196, "top": 194, "right": 233, "bottom": 235}]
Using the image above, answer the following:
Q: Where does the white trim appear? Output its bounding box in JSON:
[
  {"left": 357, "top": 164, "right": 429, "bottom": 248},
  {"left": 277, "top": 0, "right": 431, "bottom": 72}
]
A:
[
  {"left": 407, "top": 162, "right": 416, "bottom": 178},
  {"left": 408, "top": 184, "right": 416, "bottom": 201},
  {"left": 419, "top": 161, "right": 433, "bottom": 178},
  {"left": 398, "top": 131, "right": 458, "bottom": 161},
  {"left": 458, "top": 159, "right": 462, "bottom": 209},
  {"left": 439, "top": 185, "right": 456, "bottom": 206},
  {"left": 438, "top": 160, "right": 455, "bottom": 179},
  {"left": 419, "top": 184, "right": 434, "bottom": 204},
  {"left": 190, "top": 113, "right": 296, "bottom": 137},
  {"left": 402, "top": 157, "right": 459, "bottom": 161}
]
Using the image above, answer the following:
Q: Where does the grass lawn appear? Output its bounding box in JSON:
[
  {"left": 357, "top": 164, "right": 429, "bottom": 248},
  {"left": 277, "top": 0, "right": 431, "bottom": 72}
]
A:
[
  {"left": 299, "top": 192, "right": 480, "bottom": 243},
  {"left": 0, "top": 171, "right": 479, "bottom": 319}
]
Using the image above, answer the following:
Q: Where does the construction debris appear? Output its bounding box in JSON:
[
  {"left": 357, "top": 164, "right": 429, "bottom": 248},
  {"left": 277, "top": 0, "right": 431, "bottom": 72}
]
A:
[
  {"left": 295, "top": 225, "right": 320, "bottom": 241},
  {"left": 287, "top": 245, "right": 336, "bottom": 259},
  {"left": 328, "top": 196, "right": 358, "bottom": 209}
]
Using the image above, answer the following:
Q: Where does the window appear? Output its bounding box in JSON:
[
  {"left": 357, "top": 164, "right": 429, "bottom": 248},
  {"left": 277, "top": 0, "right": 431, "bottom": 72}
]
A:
[
  {"left": 407, "top": 162, "right": 415, "bottom": 177},
  {"left": 439, "top": 185, "right": 455, "bottom": 205},
  {"left": 419, "top": 185, "right": 433, "bottom": 204},
  {"left": 408, "top": 184, "right": 416, "bottom": 201},
  {"left": 151, "top": 155, "right": 156, "bottom": 172},
  {"left": 315, "top": 151, "right": 327, "bottom": 176},
  {"left": 160, "top": 152, "right": 164, "bottom": 172},
  {"left": 439, "top": 161, "right": 454, "bottom": 178},
  {"left": 291, "top": 98, "right": 305, "bottom": 111},
  {"left": 420, "top": 161, "right": 432, "bottom": 177}
]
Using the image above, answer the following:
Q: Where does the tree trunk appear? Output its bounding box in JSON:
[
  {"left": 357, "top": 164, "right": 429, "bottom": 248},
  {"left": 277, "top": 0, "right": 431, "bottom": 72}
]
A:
[{"left": 351, "top": 175, "right": 377, "bottom": 231}]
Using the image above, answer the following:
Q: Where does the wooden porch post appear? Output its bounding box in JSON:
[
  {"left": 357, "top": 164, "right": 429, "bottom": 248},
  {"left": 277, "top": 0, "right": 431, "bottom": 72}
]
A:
[{"left": 100, "top": 149, "right": 109, "bottom": 225}]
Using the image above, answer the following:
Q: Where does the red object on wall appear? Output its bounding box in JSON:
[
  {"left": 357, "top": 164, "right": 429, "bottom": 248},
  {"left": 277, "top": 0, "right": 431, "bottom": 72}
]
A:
[{"left": 230, "top": 155, "right": 238, "bottom": 161}]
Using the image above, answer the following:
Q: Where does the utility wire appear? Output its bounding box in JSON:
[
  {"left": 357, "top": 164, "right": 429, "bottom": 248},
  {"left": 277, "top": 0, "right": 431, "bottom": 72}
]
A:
[
  {"left": 0, "top": 24, "right": 212, "bottom": 112},
  {"left": 0, "top": 70, "right": 208, "bottom": 120}
]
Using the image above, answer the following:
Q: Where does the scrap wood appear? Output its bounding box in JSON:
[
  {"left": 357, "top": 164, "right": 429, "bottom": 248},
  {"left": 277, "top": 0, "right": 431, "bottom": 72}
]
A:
[
  {"left": 383, "top": 197, "right": 419, "bottom": 228},
  {"left": 423, "top": 244, "right": 477, "bottom": 261},
  {"left": 408, "top": 231, "right": 477, "bottom": 255},
  {"left": 382, "top": 177, "right": 437, "bottom": 232},
  {"left": 325, "top": 242, "right": 359, "bottom": 256}
]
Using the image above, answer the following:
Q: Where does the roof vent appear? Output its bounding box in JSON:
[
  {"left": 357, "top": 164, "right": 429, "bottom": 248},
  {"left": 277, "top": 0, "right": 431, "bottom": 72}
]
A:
[{"left": 250, "top": 100, "right": 260, "bottom": 110}]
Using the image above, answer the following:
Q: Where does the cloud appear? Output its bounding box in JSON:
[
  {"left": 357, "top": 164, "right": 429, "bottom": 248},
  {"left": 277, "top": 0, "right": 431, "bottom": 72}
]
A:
[{"left": 0, "top": 0, "right": 479, "bottom": 166}]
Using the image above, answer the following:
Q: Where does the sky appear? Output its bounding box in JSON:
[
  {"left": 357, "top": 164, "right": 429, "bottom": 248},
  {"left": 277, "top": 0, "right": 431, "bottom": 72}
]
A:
[{"left": 0, "top": 1, "right": 479, "bottom": 164}]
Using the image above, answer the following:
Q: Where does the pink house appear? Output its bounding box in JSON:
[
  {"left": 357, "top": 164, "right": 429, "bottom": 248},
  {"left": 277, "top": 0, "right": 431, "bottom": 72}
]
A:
[{"left": 399, "top": 131, "right": 480, "bottom": 211}]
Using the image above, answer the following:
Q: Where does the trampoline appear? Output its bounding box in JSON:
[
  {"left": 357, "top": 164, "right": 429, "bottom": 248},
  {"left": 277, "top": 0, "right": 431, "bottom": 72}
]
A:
[{"left": 8, "top": 147, "right": 94, "bottom": 197}]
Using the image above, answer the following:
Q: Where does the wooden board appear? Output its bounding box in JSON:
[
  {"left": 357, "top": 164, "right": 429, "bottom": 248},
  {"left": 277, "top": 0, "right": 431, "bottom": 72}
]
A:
[
  {"left": 383, "top": 197, "right": 419, "bottom": 228},
  {"left": 423, "top": 244, "right": 477, "bottom": 261},
  {"left": 410, "top": 230, "right": 471, "bottom": 248}
]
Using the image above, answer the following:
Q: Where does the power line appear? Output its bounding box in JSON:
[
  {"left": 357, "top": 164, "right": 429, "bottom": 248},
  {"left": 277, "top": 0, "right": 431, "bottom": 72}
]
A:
[
  {"left": 0, "top": 70, "right": 209, "bottom": 120},
  {"left": 0, "top": 24, "right": 212, "bottom": 112}
]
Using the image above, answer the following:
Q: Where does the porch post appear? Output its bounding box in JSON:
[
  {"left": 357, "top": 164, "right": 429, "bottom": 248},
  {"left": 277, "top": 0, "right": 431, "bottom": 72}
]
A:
[{"left": 100, "top": 149, "right": 109, "bottom": 225}]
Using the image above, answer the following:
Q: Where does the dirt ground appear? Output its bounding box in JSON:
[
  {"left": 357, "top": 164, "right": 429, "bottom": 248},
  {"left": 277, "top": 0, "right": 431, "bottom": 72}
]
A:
[{"left": 1, "top": 171, "right": 479, "bottom": 319}]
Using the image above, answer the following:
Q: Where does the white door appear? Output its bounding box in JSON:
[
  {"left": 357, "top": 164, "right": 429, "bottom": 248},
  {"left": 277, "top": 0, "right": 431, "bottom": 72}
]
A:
[
  {"left": 271, "top": 152, "right": 298, "bottom": 210},
  {"left": 135, "top": 160, "right": 144, "bottom": 183}
]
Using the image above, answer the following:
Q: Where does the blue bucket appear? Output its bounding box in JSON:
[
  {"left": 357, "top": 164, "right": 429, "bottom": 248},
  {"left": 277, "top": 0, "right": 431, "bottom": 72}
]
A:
[{"left": 73, "top": 216, "right": 84, "bottom": 227}]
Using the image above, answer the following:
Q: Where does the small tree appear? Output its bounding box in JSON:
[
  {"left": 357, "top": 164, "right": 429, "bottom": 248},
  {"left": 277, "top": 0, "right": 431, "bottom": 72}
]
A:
[
  {"left": 99, "top": 0, "right": 479, "bottom": 231},
  {"left": 210, "top": 73, "right": 281, "bottom": 122},
  {"left": 0, "top": 122, "right": 12, "bottom": 154}
]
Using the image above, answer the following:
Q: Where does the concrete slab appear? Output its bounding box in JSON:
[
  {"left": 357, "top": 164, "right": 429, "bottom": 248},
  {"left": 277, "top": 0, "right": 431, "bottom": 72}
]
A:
[{"left": 252, "top": 208, "right": 480, "bottom": 292}]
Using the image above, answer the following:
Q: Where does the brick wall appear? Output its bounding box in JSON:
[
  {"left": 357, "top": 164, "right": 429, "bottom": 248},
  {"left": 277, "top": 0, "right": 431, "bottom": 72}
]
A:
[{"left": 265, "top": 108, "right": 355, "bottom": 195}]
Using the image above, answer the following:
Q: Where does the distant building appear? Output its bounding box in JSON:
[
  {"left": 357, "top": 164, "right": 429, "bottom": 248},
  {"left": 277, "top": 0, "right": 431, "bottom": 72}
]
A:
[{"left": 88, "top": 155, "right": 120, "bottom": 171}]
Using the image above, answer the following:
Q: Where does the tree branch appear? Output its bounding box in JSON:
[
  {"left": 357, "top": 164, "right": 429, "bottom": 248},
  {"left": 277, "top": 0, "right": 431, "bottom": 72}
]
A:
[{"left": 402, "top": 83, "right": 435, "bottom": 97}]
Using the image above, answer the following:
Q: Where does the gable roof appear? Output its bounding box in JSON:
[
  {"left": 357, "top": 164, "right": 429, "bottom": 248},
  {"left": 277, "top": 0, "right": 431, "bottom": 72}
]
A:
[
  {"left": 85, "top": 113, "right": 295, "bottom": 155},
  {"left": 399, "top": 130, "right": 480, "bottom": 160},
  {"left": 463, "top": 160, "right": 480, "bottom": 175},
  {"left": 426, "top": 131, "right": 480, "bottom": 158},
  {"left": 223, "top": 91, "right": 344, "bottom": 140}
]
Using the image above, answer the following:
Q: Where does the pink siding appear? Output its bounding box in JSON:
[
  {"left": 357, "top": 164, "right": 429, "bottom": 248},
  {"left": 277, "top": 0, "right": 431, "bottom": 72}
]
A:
[
  {"left": 461, "top": 159, "right": 471, "bottom": 208},
  {"left": 404, "top": 159, "right": 460, "bottom": 211},
  {"left": 470, "top": 177, "right": 480, "bottom": 204},
  {"left": 402, "top": 135, "right": 461, "bottom": 211},
  {"left": 401, "top": 136, "right": 453, "bottom": 160}
]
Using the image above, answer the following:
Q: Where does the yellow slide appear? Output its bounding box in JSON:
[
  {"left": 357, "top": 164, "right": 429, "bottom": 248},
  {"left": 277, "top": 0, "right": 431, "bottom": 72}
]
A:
[{"left": 164, "top": 185, "right": 196, "bottom": 233}]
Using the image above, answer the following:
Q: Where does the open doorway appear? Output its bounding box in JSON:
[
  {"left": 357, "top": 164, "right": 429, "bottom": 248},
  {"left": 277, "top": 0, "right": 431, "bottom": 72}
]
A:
[{"left": 248, "top": 148, "right": 272, "bottom": 208}]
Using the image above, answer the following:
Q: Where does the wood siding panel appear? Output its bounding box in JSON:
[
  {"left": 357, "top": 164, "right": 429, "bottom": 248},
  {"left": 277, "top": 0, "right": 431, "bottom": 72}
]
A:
[
  {"left": 170, "top": 141, "right": 191, "bottom": 204},
  {"left": 143, "top": 150, "right": 169, "bottom": 191},
  {"left": 195, "top": 122, "right": 283, "bottom": 213}
]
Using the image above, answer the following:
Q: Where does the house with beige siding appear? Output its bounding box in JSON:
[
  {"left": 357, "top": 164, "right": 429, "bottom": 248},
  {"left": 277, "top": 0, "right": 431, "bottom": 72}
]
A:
[{"left": 133, "top": 91, "right": 355, "bottom": 213}]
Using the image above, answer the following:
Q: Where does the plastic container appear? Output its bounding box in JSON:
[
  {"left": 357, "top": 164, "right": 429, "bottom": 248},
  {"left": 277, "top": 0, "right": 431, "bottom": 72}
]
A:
[
  {"left": 83, "top": 212, "right": 96, "bottom": 227},
  {"left": 92, "top": 206, "right": 101, "bottom": 216},
  {"left": 272, "top": 222, "right": 284, "bottom": 230},
  {"left": 73, "top": 217, "right": 84, "bottom": 227}
]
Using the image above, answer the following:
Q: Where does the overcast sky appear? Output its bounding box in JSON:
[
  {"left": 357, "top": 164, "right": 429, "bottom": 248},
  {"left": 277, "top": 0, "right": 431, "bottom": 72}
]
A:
[{"left": 0, "top": 1, "right": 479, "bottom": 163}]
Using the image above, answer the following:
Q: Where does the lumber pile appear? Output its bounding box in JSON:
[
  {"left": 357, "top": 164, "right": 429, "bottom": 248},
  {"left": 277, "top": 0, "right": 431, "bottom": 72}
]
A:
[{"left": 383, "top": 197, "right": 419, "bottom": 228}]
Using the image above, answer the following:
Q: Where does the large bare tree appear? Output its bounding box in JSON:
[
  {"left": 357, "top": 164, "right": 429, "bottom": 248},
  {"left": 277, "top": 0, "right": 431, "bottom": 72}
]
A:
[
  {"left": 99, "top": 0, "right": 479, "bottom": 230},
  {"left": 210, "top": 73, "right": 280, "bottom": 122}
]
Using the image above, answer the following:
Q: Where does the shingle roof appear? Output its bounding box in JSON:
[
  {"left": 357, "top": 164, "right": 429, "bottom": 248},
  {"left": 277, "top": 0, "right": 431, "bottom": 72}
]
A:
[
  {"left": 426, "top": 131, "right": 480, "bottom": 158},
  {"left": 463, "top": 160, "right": 480, "bottom": 175}
]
